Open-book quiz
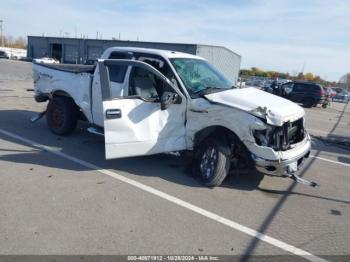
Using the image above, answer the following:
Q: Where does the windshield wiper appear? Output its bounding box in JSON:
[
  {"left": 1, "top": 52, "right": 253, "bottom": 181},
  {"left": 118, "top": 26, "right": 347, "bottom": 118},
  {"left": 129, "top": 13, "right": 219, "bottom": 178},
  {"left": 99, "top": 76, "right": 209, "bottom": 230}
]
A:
[{"left": 192, "top": 87, "right": 225, "bottom": 96}]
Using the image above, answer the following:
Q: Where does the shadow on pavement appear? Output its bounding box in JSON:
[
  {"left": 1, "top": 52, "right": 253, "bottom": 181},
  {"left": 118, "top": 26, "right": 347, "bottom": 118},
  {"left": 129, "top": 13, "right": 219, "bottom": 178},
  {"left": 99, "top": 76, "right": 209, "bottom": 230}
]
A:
[
  {"left": 338, "top": 156, "right": 350, "bottom": 164},
  {"left": 257, "top": 187, "right": 350, "bottom": 205}
]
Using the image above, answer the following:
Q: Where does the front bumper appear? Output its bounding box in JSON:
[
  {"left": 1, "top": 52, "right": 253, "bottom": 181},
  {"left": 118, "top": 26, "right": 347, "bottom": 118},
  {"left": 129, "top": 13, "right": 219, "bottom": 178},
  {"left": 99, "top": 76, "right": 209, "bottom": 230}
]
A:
[{"left": 252, "top": 136, "right": 311, "bottom": 176}]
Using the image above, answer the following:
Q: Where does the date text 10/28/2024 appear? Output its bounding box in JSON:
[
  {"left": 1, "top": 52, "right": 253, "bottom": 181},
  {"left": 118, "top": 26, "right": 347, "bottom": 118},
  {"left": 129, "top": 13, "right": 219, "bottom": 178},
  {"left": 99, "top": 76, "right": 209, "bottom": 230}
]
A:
[{"left": 127, "top": 255, "right": 219, "bottom": 261}]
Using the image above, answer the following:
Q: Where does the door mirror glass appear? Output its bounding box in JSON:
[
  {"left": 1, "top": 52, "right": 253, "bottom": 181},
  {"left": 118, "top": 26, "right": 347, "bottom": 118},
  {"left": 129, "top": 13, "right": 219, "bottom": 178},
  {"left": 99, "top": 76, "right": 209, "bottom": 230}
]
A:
[{"left": 160, "top": 91, "right": 180, "bottom": 110}]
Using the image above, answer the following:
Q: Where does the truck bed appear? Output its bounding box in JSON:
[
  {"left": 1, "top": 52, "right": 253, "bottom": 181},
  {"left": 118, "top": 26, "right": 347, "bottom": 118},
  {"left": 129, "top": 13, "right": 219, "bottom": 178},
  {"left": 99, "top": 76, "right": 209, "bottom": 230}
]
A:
[
  {"left": 33, "top": 62, "right": 95, "bottom": 74},
  {"left": 33, "top": 61, "right": 94, "bottom": 123}
]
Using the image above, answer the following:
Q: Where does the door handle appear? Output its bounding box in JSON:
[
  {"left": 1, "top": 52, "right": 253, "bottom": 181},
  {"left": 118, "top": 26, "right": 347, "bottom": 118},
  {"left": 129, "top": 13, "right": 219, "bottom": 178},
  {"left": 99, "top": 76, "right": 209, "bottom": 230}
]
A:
[{"left": 106, "top": 109, "right": 122, "bottom": 119}]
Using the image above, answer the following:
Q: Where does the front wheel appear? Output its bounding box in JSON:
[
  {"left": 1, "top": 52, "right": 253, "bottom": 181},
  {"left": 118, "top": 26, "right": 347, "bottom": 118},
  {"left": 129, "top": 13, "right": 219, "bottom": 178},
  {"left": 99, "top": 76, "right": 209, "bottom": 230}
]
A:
[{"left": 193, "top": 138, "right": 231, "bottom": 187}]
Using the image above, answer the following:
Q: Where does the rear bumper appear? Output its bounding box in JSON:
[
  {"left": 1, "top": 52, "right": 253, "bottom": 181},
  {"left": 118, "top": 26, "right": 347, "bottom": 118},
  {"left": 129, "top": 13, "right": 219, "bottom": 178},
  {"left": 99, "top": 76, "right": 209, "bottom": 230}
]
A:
[{"left": 252, "top": 136, "right": 311, "bottom": 176}]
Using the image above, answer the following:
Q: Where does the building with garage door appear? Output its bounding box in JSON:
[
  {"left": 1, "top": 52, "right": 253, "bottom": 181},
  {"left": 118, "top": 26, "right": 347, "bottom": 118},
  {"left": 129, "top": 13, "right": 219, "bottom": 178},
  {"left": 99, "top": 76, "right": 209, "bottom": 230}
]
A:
[{"left": 27, "top": 36, "right": 241, "bottom": 83}]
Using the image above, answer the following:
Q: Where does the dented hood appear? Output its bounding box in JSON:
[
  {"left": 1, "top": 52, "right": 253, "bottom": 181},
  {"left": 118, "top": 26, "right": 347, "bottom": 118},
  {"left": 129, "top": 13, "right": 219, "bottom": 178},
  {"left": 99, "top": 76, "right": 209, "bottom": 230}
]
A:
[{"left": 204, "top": 87, "right": 305, "bottom": 126}]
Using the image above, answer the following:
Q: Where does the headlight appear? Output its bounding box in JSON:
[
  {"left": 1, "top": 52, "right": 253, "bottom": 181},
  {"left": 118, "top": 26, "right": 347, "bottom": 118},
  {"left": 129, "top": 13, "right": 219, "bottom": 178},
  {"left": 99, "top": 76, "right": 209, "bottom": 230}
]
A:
[
  {"left": 253, "top": 129, "right": 269, "bottom": 146},
  {"left": 252, "top": 123, "right": 274, "bottom": 147}
]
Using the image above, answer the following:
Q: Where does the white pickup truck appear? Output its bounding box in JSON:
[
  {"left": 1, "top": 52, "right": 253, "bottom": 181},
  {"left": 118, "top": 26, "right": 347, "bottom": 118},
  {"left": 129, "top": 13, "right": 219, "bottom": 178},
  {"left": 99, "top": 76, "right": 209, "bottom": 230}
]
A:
[{"left": 32, "top": 47, "right": 315, "bottom": 187}]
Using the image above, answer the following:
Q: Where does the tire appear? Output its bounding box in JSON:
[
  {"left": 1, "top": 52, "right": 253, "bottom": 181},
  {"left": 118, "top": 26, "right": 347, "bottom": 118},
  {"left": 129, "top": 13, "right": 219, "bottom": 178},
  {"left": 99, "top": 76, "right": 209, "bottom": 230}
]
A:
[
  {"left": 193, "top": 137, "right": 231, "bottom": 187},
  {"left": 46, "top": 96, "right": 78, "bottom": 135},
  {"left": 302, "top": 97, "right": 314, "bottom": 108}
]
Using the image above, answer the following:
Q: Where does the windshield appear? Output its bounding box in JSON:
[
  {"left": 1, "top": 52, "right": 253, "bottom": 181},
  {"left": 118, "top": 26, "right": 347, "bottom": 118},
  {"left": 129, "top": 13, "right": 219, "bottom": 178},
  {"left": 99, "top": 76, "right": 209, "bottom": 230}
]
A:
[{"left": 170, "top": 58, "right": 234, "bottom": 97}]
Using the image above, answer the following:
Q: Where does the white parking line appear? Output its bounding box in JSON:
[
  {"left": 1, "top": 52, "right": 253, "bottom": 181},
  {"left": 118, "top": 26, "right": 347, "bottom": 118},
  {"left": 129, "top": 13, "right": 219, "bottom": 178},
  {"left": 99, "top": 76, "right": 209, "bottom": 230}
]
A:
[
  {"left": 0, "top": 128, "right": 327, "bottom": 262},
  {"left": 310, "top": 155, "right": 350, "bottom": 168}
]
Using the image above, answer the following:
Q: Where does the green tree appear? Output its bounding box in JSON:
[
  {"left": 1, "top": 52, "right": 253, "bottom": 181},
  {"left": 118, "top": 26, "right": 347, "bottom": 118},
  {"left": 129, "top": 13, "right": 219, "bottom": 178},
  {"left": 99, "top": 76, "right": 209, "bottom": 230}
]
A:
[
  {"left": 239, "top": 69, "right": 251, "bottom": 78},
  {"left": 251, "top": 67, "right": 262, "bottom": 76}
]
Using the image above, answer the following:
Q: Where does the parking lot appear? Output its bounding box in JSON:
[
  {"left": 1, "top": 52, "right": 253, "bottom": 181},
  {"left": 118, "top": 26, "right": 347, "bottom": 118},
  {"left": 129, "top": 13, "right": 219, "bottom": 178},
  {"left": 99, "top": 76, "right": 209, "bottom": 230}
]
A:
[{"left": 0, "top": 59, "right": 349, "bottom": 261}]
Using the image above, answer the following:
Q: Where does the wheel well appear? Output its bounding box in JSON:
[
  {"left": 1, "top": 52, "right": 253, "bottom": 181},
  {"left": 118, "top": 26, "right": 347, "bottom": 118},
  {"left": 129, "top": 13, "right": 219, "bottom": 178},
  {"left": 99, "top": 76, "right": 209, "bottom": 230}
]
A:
[
  {"left": 194, "top": 126, "right": 251, "bottom": 165},
  {"left": 52, "top": 90, "right": 72, "bottom": 98},
  {"left": 194, "top": 126, "right": 238, "bottom": 148},
  {"left": 51, "top": 91, "right": 86, "bottom": 121}
]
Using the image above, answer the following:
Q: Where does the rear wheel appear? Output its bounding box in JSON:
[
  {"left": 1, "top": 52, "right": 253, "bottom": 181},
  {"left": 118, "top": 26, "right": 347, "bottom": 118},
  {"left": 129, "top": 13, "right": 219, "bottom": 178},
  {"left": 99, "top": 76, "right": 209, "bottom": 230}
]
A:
[
  {"left": 193, "top": 138, "right": 231, "bottom": 187},
  {"left": 46, "top": 96, "right": 78, "bottom": 135},
  {"left": 302, "top": 97, "right": 315, "bottom": 108}
]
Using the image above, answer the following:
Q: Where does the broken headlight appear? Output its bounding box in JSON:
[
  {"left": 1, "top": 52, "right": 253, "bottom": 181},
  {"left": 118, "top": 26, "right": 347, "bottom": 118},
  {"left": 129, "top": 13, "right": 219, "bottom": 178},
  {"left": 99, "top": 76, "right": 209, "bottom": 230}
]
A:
[
  {"left": 253, "top": 129, "right": 269, "bottom": 146},
  {"left": 253, "top": 118, "right": 306, "bottom": 150},
  {"left": 253, "top": 124, "right": 275, "bottom": 147},
  {"left": 251, "top": 120, "right": 272, "bottom": 147}
]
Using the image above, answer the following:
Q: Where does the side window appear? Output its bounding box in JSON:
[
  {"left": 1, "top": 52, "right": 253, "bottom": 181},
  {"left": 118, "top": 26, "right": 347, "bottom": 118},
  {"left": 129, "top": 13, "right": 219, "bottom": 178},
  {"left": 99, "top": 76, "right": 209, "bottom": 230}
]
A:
[
  {"left": 108, "top": 66, "right": 127, "bottom": 83},
  {"left": 129, "top": 67, "right": 160, "bottom": 101},
  {"left": 312, "top": 85, "right": 321, "bottom": 92},
  {"left": 283, "top": 82, "right": 293, "bottom": 88},
  {"left": 136, "top": 54, "right": 181, "bottom": 90},
  {"left": 293, "top": 83, "right": 304, "bottom": 92},
  {"left": 282, "top": 82, "right": 293, "bottom": 95},
  {"left": 108, "top": 52, "right": 131, "bottom": 83}
]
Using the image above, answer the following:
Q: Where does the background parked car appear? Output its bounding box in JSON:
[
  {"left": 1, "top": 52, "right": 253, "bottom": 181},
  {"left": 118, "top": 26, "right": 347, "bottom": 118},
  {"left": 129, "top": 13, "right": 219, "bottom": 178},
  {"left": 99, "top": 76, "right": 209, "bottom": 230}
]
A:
[
  {"left": 325, "top": 87, "right": 337, "bottom": 98},
  {"left": 0, "top": 50, "right": 9, "bottom": 59},
  {"left": 280, "top": 81, "right": 325, "bottom": 108},
  {"left": 33, "top": 57, "right": 59, "bottom": 64},
  {"left": 333, "top": 91, "right": 350, "bottom": 103}
]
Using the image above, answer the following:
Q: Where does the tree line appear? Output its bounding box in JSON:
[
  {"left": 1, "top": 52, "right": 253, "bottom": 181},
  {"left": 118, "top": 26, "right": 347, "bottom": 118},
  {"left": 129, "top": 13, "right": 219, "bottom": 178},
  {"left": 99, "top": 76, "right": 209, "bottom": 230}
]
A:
[
  {"left": 240, "top": 67, "right": 337, "bottom": 87},
  {"left": 0, "top": 35, "right": 27, "bottom": 49}
]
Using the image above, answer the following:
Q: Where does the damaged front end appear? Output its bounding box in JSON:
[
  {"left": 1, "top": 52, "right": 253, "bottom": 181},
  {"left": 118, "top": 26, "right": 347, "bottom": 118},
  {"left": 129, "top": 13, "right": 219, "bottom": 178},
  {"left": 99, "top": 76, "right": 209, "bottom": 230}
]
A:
[
  {"left": 202, "top": 89, "right": 316, "bottom": 186},
  {"left": 250, "top": 117, "right": 317, "bottom": 187},
  {"left": 253, "top": 118, "right": 306, "bottom": 151}
]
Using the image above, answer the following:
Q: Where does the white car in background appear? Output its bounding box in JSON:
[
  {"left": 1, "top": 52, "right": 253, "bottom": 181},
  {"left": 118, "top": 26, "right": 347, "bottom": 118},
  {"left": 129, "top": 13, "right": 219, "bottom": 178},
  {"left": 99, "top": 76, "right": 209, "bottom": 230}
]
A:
[{"left": 33, "top": 57, "right": 59, "bottom": 64}]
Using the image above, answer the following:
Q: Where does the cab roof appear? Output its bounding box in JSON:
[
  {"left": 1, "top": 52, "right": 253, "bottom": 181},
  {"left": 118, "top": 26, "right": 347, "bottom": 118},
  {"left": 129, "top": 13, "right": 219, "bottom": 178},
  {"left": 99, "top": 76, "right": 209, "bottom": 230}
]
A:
[{"left": 102, "top": 47, "right": 205, "bottom": 60}]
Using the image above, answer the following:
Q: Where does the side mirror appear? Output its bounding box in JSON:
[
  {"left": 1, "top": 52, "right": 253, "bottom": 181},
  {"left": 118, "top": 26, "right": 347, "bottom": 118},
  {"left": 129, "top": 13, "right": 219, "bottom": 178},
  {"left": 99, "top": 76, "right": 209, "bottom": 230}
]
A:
[{"left": 160, "top": 91, "right": 179, "bottom": 110}]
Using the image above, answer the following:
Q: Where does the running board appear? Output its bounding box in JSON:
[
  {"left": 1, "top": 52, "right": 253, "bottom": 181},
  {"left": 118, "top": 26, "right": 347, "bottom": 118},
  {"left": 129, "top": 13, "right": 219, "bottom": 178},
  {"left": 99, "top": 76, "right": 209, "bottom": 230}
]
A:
[{"left": 87, "top": 127, "right": 104, "bottom": 136}]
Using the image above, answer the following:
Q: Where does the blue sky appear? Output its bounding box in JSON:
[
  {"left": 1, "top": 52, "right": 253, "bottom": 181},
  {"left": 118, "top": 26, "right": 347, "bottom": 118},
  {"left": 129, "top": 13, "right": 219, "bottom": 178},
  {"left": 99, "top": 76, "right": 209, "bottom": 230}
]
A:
[{"left": 1, "top": 0, "right": 349, "bottom": 81}]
